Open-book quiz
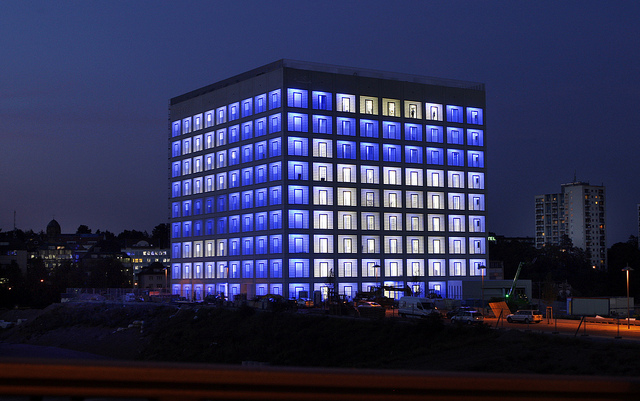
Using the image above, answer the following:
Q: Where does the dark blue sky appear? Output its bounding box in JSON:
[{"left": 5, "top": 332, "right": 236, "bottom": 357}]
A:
[{"left": 1, "top": 1, "right": 639, "bottom": 245}]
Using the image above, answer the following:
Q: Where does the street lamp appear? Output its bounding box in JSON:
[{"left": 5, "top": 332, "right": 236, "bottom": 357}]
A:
[
  {"left": 373, "top": 264, "right": 381, "bottom": 295},
  {"left": 479, "top": 265, "right": 487, "bottom": 313},
  {"left": 623, "top": 265, "right": 634, "bottom": 329}
]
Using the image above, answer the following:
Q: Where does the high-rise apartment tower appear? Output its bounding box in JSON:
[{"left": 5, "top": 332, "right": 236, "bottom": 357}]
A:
[{"left": 535, "top": 181, "right": 606, "bottom": 269}]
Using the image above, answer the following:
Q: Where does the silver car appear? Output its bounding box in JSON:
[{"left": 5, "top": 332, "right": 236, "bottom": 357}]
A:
[
  {"left": 451, "top": 310, "right": 484, "bottom": 325},
  {"left": 506, "top": 310, "right": 543, "bottom": 324}
]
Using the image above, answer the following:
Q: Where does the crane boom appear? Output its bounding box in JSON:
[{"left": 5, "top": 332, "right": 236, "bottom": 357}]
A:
[{"left": 507, "top": 258, "right": 536, "bottom": 298}]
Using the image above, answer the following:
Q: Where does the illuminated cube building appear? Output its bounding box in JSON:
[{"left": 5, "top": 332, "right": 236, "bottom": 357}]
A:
[{"left": 168, "top": 60, "right": 487, "bottom": 301}]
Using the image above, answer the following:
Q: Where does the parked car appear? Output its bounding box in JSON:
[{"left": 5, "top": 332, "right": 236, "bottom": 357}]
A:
[
  {"left": 357, "top": 301, "right": 382, "bottom": 308},
  {"left": 451, "top": 310, "right": 484, "bottom": 325},
  {"left": 398, "top": 296, "right": 439, "bottom": 318},
  {"left": 506, "top": 310, "right": 543, "bottom": 324},
  {"left": 446, "top": 306, "right": 476, "bottom": 319}
]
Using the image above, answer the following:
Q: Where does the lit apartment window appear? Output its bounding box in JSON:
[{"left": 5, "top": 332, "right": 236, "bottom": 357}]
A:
[
  {"left": 389, "top": 193, "right": 397, "bottom": 207},
  {"left": 365, "top": 99, "right": 374, "bottom": 114},
  {"left": 343, "top": 214, "right": 352, "bottom": 229},
  {"left": 319, "top": 213, "right": 328, "bottom": 229},
  {"left": 344, "top": 238, "right": 352, "bottom": 253},
  {"left": 367, "top": 238, "right": 375, "bottom": 253}
]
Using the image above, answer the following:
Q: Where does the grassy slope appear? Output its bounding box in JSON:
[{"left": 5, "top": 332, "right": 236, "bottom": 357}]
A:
[{"left": 3, "top": 303, "right": 640, "bottom": 376}]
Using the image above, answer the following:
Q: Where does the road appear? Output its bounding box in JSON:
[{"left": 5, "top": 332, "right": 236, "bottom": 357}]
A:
[{"left": 483, "top": 317, "right": 640, "bottom": 341}]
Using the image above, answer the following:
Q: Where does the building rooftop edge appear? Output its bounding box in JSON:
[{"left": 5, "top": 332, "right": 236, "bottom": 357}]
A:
[{"left": 170, "top": 59, "right": 485, "bottom": 106}]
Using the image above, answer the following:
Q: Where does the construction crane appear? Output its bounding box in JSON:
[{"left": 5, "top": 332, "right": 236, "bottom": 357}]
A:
[{"left": 506, "top": 258, "right": 536, "bottom": 299}]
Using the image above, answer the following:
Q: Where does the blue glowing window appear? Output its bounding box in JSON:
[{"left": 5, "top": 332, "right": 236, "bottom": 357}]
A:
[
  {"left": 383, "top": 122, "right": 401, "bottom": 139},
  {"left": 270, "top": 186, "right": 282, "bottom": 205},
  {"left": 312, "top": 91, "right": 332, "bottom": 110},
  {"left": 467, "top": 151, "right": 484, "bottom": 168},
  {"left": 205, "top": 111, "right": 214, "bottom": 128},
  {"left": 216, "top": 129, "right": 226, "bottom": 146},
  {"left": 405, "top": 124, "right": 422, "bottom": 141},
  {"left": 206, "top": 220, "right": 214, "bottom": 235},
  {"left": 217, "top": 218, "right": 227, "bottom": 234},
  {"left": 255, "top": 94, "right": 266, "bottom": 113},
  {"left": 217, "top": 196, "right": 226, "bottom": 212},
  {"left": 269, "top": 138, "right": 281, "bottom": 157},
  {"left": 230, "top": 239, "right": 239, "bottom": 255},
  {"left": 216, "top": 106, "right": 226, "bottom": 124},
  {"left": 242, "top": 191, "right": 253, "bottom": 208},
  {"left": 243, "top": 260, "right": 253, "bottom": 275},
  {"left": 426, "top": 126, "right": 443, "bottom": 143},
  {"left": 269, "top": 114, "right": 281, "bottom": 133},
  {"left": 466, "top": 107, "right": 483, "bottom": 125},
  {"left": 230, "top": 217, "right": 240, "bottom": 234},
  {"left": 289, "top": 236, "right": 309, "bottom": 254},
  {"left": 447, "top": 128, "right": 464, "bottom": 145},
  {"left": 172, "top": 121, "right": 180, "bottom": 137},
  {"left": 256, "top": 118, "right": 266, "bottom": 137},
  {"left": 288, "top": 137, "right": 308, "bottom": 156},
  {"left": 312, "top": 115, "right": 332, "bottom": 134},
  {"left": 229, "top": 125, "right": 240, "bottom": 143},
  {"left": 256, "top": 141, "right": 267, "bottom": 160},
  {"left": 360, "top": 120, "right": 378, "bottom": 138},
  {"left": 242, "top": 98, "right": 253, "bottom": 117},
  {"left": 383, "top": 144, "right": 401, "bottom": 162},
  {"left": 287, "top": 89, "right": 308, "bottom": 108},
  {"left": 241, "top": 122, "right": 252, "bottom": 140},
  {"left": 194, "top": 220, "right": 202, "bottom": 236},
  {"left": 447, "top": 150, "right": 464, "bottom": 167},
  {"left": 172, "top": 202, "right": 180, "bottom": 218},
  {"left": 182, "top": 200, "right": 192, "bottom": 217},
  {"left": 229, "top": 148, "right": 239, "bottom": 166},
  {"left": 242, "top": 214, "right": 253, "bottom": 232},
  {"left": 337, "top": 141, "right": 356, "bottom": 159},
  {"left": 256, "top": 188, "right": 267, "bottom": 206},
  {"left": 256, "top": 165, "right": 267, "bottom": 184},
  {"left": 288, "top": 161, "right": 308, "bottom": 180},
  {"left": 172, "top": 162, "right": 180, "bottom": 178},
  {"left": 183, "top": 222, "right": 191, "bottom": 237},
  {"left": 194, "top": 200, "right": 202, "bottom": 215},
  {"left": 229, "top": 170, "right": 239, "bottom": 188},
  {"left": 229, "top": 193, "right": 240, "bottom": 210},
  {"left": 287, "top": 113, "right": 308, "bottom": 132},
  {"left": 270, "top": 235, "right": 282, "bottom": 253},
  {"left": 269, "top": 162, "right": 281, "bottom": 181},
  {"left": 446, "top": 105, "right": 463, "bottom": 123},
  {"left": 182, "top": 118, "right": 191, "bottom": 135},
  {"left": 270, "top": 259, "right": 282, "bottom": 277},
  {"left": 172, "top": 244, "right": 180, "bottom": 259},
  {"left": 257, "top": 260, "right": 267, "bottom": 277},
  {"left": 360, "top": 143, "right": 379, "bottom": 161},
  {"left": 337, "top": 118, "right": 356, "bottom": 136},
  {"left": 467, "top": 129, "right": 484, "bottom": 146},
  {"left": 288, "top": 210, "right": 309, "bottom": 229},
  {"left": 269, "top": 89, "right": 281, "bottom": 110},
  {"left": 242, "top": 145, "right": 253, "bottom": 163},
  {"left": 270, "top": 211, "right": 282, "bottom": 229},
  {"left": 256, "top": 213, "right": 267, "bottom": 230},
  {"left": 172, "top": 141, "right": 180, "bottom": 157},
  {"left": 205, "top": 198, "right": 213, "bottom": 214},
  {"left": 172, "top": 182, "right": 181, "bottom": 198},
  {"left": 288, "top": 185, "right": 308, "bottom": 205},
  {"left": 242, "top": 168, "right": 253, "bottom": 186},
  {"left": 405, "top": 146, "right": 423, "bottom": 163},
  {"left": 427, "top": 148, "right": 444, "bottom": 165},
  {"left": 172, "top": 223, "right": 180, "bottom": 239},
  {"left": 229, "top": 102, "right": 239, "bottom": 121}
]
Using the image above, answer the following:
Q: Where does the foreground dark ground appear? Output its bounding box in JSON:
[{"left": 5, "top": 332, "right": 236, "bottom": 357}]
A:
[{"left": 2, "top": 303, "right": 640, "bottom": 376}]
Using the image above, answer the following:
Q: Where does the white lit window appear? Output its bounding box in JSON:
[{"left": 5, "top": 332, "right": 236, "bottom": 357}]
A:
[
  {"left": 343, "top": 214, "right": 352, "bottom": 229},
  {"left": 342, "top": 167, "right": 351, "bottom": 183},
  {"left": 343, "top": 191, "right": 352, "bottom": 206},
  {"left": 319, "top": 190, "right": 328, "bottom": 205},
  {"left": 366, "top": 215, "right": 374, "bottom": 230},
  {"left": 367, "top": 239, "right": 375, "bottom": 253},
  {"left": 319, "top": 238, "right": 328, "bottom": 253},
  {"left": 390, "top": 193, "right": 397, "bottom": 207},
  {"left": 344, "top": 238, "right": 352, "bottom": 253},
  {"left": 319, "top": 213, "right": 328, "bottom": 229}
]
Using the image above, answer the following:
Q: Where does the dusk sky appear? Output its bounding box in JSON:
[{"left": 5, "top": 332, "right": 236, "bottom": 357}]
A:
[{"left": 1, "top": 1, "right": 639, "bottom": 246}]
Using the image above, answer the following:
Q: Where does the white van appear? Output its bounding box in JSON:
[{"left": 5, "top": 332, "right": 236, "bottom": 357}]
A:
[{"left": 398, "top": 297, "right": 439, "bottom": 318}]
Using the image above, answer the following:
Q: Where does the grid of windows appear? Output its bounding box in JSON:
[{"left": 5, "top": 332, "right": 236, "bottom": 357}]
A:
[{"left": 170, "top": 62, "right": 486, "bottom": 301}]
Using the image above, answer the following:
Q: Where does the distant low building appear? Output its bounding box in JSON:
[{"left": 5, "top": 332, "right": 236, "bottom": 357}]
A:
[
  {"left": 122, "top": 241, "right": 170, "bottom": 285},
  {"left": 137, "top": 262, "right": 169, "bottom": 293}
]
